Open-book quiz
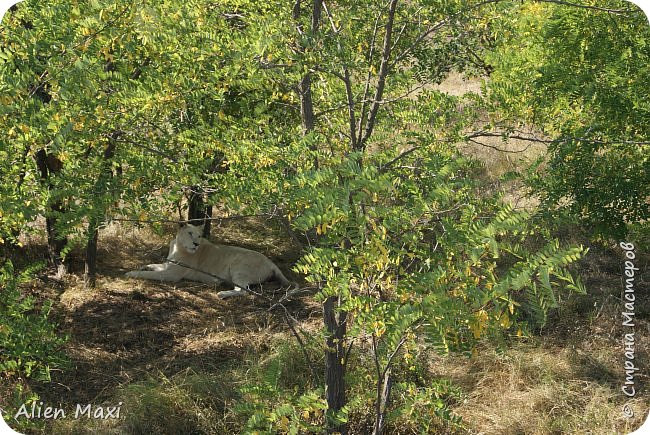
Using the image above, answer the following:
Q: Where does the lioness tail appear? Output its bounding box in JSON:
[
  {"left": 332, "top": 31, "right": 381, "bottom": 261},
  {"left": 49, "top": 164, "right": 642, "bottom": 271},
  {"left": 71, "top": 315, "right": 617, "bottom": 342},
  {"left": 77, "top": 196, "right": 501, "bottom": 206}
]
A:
[{"left": 274, "top": 266, "right": 299, "bottom": 292}]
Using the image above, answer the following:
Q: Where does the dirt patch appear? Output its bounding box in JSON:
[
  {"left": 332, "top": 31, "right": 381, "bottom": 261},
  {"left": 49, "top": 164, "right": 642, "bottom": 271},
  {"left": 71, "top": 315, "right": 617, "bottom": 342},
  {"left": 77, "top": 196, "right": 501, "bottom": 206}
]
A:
[{"left": 31, "top": 220, "right": 319, "bottom": 411}]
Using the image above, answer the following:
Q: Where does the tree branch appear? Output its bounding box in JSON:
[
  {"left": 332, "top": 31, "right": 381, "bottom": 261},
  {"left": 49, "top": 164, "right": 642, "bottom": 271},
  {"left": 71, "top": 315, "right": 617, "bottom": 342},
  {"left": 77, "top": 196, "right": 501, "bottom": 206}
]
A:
[
  {"left": 359, "top": 0, "right": 399, "bottom": 151},
  {"left": 357, "top": 9, "right": 383, "bottom": 145},
  {"left": 466, "top": 131, "right": 650, "bottom": 148},
  {"left": 390, "top": 0, "right": 502, "bottom": 71},
  {"left": 111, "top": 136, "right": 178, "bottom": 161},
  {"left": 321, "top": 3, "right": 359, "bottom": 149},
  {"left": 109, "top": 213, "right": 268, "bottom": 225}
]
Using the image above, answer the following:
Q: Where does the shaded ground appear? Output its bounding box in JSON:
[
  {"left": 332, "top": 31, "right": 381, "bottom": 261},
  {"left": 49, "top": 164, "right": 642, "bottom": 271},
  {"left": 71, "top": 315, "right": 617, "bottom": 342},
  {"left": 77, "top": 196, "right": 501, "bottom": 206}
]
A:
[{"left": 28, "top": 219, "right": 320, "bottom": 416}]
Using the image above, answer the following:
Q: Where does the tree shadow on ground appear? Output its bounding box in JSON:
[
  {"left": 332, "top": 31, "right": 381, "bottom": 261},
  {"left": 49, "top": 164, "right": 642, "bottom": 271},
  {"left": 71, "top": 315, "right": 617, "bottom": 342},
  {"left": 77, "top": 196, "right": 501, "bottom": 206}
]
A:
[{"left": 36, "top": 276, "right": 318, "bottom": 407}]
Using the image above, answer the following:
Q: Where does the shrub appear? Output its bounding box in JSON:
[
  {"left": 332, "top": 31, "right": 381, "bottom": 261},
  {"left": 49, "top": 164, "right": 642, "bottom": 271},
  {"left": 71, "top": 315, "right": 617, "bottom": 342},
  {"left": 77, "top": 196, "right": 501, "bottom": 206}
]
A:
[{"left": 0, "top": 260, "right": 67, "bottom": 428}]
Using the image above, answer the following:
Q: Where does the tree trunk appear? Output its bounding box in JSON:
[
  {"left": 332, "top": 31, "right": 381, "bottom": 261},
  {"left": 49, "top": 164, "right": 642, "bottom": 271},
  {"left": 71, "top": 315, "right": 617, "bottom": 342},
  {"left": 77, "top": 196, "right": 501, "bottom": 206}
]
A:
[
  {"left": 187, "top": 187, "right": 212, "bottom": 237},
  {"left": 298, "top": 75, "right": 315, "bottom": 137},
  {"left": 84, "top": 223, "right": 99, "bottom": 288},
  {"left": 372, "top": 368, "right": 393, "bottom": 435},
  {"left": 187, "top": 152, "right": 224, "bottom": 238},
  {"left": 27, "top": 7, "right": 65, "bottom": 276},
  {"left": 293, "top": 2, "right": 349, "bottom": 432},
  {"left": 294, "top": 0, "right": 322, "bottom": 169},
  {"left": 46, "top": 203, "right": 67, "bottom": 278},
  {"left": 84, "top": 138, "right": 117, "bottom": 288},
  {"left": 324, "top": 295, "right": 348, "bottom": 434},
  {"left": 35, "top": 150, "right": 67, "bottom": 277}
]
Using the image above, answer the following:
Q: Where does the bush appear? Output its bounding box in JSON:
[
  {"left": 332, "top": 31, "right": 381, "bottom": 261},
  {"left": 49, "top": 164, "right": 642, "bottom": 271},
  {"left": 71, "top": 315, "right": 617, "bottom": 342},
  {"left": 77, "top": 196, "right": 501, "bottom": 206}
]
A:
[{"left": 0, "top": 260, "right": 67, "bottom": 428}]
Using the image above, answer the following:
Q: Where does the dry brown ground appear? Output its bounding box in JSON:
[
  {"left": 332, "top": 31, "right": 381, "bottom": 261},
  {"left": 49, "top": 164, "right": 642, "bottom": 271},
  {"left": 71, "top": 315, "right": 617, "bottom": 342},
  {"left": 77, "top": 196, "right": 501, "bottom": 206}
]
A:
[
  {"left": 19, "top": 219, "right": 320, "bottom": 430},
  {"left": 432, "top": 243, "right": 650, "bottom": 434},
  {"left": 12, "top": 217, "right": 647, "bottom": 435}
]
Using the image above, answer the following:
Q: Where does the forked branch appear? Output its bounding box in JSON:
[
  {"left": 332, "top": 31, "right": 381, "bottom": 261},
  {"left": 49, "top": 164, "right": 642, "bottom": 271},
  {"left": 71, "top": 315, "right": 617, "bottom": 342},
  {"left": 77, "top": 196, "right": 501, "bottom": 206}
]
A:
[{"left": 358, "top": 0, "right": 399, "bottom": 151}]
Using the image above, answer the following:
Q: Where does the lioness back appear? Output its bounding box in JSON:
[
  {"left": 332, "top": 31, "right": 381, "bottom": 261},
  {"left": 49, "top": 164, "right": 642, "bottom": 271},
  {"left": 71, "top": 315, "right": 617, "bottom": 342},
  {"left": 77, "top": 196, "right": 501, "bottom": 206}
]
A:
[{"left": 174, "top": 230, "right": 290, "bottom": 288}]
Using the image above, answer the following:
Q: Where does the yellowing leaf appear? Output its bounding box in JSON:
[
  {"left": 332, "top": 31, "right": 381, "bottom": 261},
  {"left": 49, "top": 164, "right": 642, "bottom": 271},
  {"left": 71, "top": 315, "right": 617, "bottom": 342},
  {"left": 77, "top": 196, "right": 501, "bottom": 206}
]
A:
[
  {"left": 500, "top": 312, "right": 511, "bottom": 328},
  {"left": 470, "top": 309, "right": 488, "bottom": 339}
]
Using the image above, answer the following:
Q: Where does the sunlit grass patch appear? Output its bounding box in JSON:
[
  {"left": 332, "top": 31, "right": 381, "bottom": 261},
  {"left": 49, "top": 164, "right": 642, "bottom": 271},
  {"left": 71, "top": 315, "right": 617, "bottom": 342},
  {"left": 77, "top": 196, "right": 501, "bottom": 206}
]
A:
[
  {"left": 48, "top": 369, "right": 240, "bottom": 435},
  {"left": 428, "top": 338, "right": 647, "bottom": 434}
]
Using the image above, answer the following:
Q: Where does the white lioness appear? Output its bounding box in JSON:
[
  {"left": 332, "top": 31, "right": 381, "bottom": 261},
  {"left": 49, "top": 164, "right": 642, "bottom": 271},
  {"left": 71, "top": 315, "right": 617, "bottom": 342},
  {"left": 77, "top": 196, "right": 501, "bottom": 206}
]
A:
[{"left": 126, "top": 223, "right": 295, "bottom": 298}]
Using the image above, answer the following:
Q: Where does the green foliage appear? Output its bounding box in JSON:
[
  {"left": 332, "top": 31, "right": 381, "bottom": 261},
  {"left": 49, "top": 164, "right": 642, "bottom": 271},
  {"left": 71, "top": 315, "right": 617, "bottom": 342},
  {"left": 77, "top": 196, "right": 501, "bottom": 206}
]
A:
[
  {"left": 235, "top": 340, "right": 465, "bottom": 433},
  {"left": 236, "top": 342, "right": 327, "bottom": 434},
  {"left": 240, "top": 386, "right": 327, "bottom": 434},
  {"left": 0, "top": 0, "right": 294, "bottom": 246},
  {"left": 345, "top": 350, "right": 465, "bottom": 433},
  {"left": 486, "top": 0, "right": 650, "bottom": 238},
  {"left": 0, "top": 261, "right": 67, "bottom": 430},
  {"left": 388, "top": 380, "right": 463, "bottom": 432},
  {"left": 0, "top": 261, "right": 66, "bottom": 382},
  {"left": 289, "top": 138, "right": 586, "bottom": 429},
  {"left": 291, "top": 144, "right": 586, "bottom": 342}
]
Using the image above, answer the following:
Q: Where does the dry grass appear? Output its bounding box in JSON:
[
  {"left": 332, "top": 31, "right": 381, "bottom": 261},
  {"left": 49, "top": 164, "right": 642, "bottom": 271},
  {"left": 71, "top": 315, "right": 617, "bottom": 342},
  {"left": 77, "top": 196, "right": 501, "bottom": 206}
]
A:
[
  {"left": 433, "top": 72, "right": 547, "bottom": 210},
  {"left": 459, "top": 135, "right": 545, "bottom": 210},
  {"left": 420, "top": 240, "right": 650, "bottom": 434},
  {"left": 10, "top": 217, "right": 644, "bottom": 435},
  {"left": 3, "top": 218, "right": 319, "bottom": 434},
  {"left": 429, "top": 341, "right": 647, "bottom": 434}
]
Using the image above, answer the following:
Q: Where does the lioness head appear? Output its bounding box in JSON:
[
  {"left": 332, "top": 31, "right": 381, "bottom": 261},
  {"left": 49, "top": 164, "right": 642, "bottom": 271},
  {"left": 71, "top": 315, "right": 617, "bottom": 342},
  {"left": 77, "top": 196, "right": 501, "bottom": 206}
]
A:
[{"left": 177, "top": 223, "right": 204, "bottom": 253}]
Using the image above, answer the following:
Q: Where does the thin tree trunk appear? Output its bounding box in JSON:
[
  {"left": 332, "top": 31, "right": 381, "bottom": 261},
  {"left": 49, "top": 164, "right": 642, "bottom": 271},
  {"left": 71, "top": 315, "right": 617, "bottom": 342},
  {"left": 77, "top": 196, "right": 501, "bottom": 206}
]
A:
[
  {"left": 203, "top": 204, "right": 213, "bottom": 237},
  {"left": 187, "top": 153, "right": 225, "bottom": 238},
  {"left": 84, "top": 223, "right": 99, "bottom": 288},
  {"left": 35, "top": 150, "right": 67, "bottom": 277},
  {"left": 187, "top": 186, "right": 205, "bottom": 224},
  {"left": 324, "top": 295, "right": 347, "bottom": 434},
  {"left": 372, "top": 367, "right": 393, "bottom": 435},
  {"left": 187, "top": 187, "right": 212, "bottom": 237},
  {"left": 298, "top": 75, "right": 315, "bottom": 136},
  {"left": 358, "top": 0, "right": 399, "bottom": 150},
  {"left": 84, "top": 138, "right": 117, "bottom": 288},
  {"left": 294, "top": 0, "right": 322, "bottom": 169},
  {"left": 30, "top": 13, "right": 66, "bottom": 276},
  {"left": 294, "top": 2, "right": 349, "bottom": 433}
]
